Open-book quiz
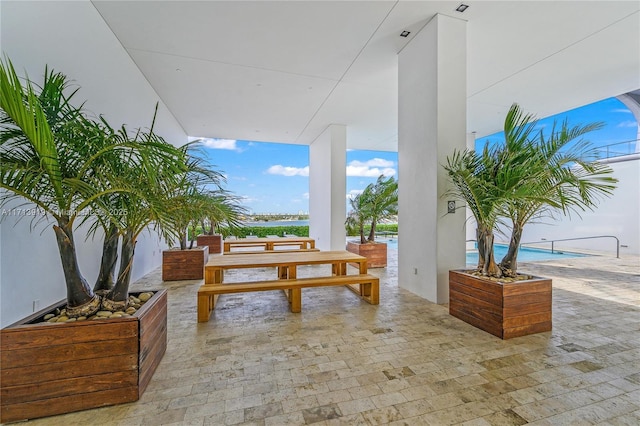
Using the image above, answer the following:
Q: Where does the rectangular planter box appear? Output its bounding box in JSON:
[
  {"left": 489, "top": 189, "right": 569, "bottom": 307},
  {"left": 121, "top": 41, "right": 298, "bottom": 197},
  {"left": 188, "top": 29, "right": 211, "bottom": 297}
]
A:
[
  {"left": 346, "top": 241, "right": 387, "bottom": 268},
  {"left": 449, "top": 270, "right": 552, "bottom": 339},
  {"left": 162, "top": 246, "right": 209, "bottom": 281},
  {"left": 196, "top": 234, "right": 222, "bottom": 254},
  {"left": 0, "top": 289, "right": 167, "bottom": 423}
]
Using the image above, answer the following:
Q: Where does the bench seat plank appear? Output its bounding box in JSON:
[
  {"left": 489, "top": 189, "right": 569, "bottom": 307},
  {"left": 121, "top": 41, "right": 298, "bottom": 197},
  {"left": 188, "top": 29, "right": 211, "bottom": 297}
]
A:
[
  {"left": 197, "top": 274, "right": 379, "bottom": 322},
  {"left": 224, "top": 248, "right": 320, "bottom": 255}
]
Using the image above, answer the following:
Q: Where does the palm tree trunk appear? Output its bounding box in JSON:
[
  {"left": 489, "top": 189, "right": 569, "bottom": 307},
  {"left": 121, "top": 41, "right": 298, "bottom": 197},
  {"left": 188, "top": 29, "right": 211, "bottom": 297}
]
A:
[
  {"left": 500, "top": 222, "right": 523, "bottom": 275},
  {"left": 478, "top": 226, "right": 501, "bottom": 277},
  {"left": 103, "top": 230, "right": 135, "bottom": 311},
  {"left": 359, "top": 222, "right": 366, "bottom": 244},
  {"left": 53, "top": 217, "right": 100, "bottom": 317},
  {"left": 476, "top": 228, "right": 486, "bottom": 270},
  {"left": 94, "top": 224, "right": 119, "bottom": 294},
  {"left": 367, "top": 219, "right": 377, "bottom": 242}
]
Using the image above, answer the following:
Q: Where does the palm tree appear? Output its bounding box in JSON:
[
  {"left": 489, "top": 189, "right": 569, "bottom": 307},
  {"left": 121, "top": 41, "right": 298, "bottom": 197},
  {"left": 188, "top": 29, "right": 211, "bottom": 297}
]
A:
[
  {"left": 444, "top": 146, "right": 506, "bottom": 277},
  {"left": 498, "top": 108, "right": 617, "bottom": 273},
  {"left": 345, "top": 175, "right": 398, "bottom": 244},
  {"left": 363, "top": 175, "right": 398, "bottom": 242},
  {"left": 445, "top": 103, "right": 618, "bottom": 278},
  {"left": 86, "top": 115, "right": 191, "bottom": 310},
  {"left": 0, "top": 58, "right": 133, "bottom": 317},
  {"left": 346, "top": 190, "right": 370, "bottom": 244},
  {"left": 161, "top": 144, "right": 229, "bottom": 250},
  {"left": 198, "top": 190, "right": 247, "bottom": 237}
]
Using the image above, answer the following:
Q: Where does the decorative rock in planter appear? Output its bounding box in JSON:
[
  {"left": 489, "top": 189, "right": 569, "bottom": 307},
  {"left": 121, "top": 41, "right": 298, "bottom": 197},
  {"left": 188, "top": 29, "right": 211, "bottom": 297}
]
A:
[
  {"left": 449, "top": 270, "right": 552, "bottom": 339},
  {"left": 162, "top": 246, "right": 209, "bottom": 281},
  {"left": 0, "top": 289, "right": 167, "bottom": 423},
  {"left": 196, "top": 234, "right": 222, "bottom": 254},
  {"left": 346, "top": 241, "right": 387, "bottom": 268}
]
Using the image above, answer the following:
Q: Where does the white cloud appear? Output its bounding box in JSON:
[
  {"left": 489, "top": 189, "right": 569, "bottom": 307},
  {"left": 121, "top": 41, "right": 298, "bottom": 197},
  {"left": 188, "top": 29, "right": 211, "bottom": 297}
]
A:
[
  {"left": 302, "top": 192, "right": 309, "bottom": 199},
  {"left": 346, "top": 158, "right": 396, "bottom": 177},
  {"left": 201, "top": 138, "right": 242, "bottom": 151},
  {"left": 617, "top": 120, "right": 638, "bottom": 128},
  {"left": 267, "top": 165, "right": 309, "bottom": 177},
  {"left": 346, "top": 189, "right": 364, "bottom": 200}
]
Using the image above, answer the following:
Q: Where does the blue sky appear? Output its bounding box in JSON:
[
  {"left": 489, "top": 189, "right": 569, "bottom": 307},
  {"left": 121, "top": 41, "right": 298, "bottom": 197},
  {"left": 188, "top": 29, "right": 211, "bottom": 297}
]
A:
[
  {"left": 476, "top": 97, "right": 638, "bottom": 153},
  {"left": 196, "top": 97, "right": 636, "bottom": 214}
]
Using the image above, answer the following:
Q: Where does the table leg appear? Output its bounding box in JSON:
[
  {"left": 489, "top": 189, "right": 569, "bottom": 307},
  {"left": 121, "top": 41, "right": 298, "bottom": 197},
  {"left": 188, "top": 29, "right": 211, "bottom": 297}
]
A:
[
  {"left": 290, "top": 288, "right": 301, "bottom": 312},
  {"left": 205, "top": 267, "right": 223, "bottom": 285}
]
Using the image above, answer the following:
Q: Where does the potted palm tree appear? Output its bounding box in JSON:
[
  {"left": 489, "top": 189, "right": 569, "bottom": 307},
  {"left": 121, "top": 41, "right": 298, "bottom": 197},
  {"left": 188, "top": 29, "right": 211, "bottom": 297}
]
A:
[
  {"left": 0, "top": 59, "right": 183, "bottom": 422},
  {"left": 345, "top": 175, "right": 398, "bottom": 268},
  {"left": 444, "top": 103, "right": 617, "bottom": 339},
  {"left": 161, "top": 145, "right": 244, "bottom": 280},
  {"left": 196, "top": 190, "right": 246, "bottom": 254}
]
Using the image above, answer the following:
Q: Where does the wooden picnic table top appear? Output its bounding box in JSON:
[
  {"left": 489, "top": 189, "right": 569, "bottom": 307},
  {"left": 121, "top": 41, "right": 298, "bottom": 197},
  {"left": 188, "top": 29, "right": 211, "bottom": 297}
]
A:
[
  {"left": 225, "top": 236, "right": 315, "bottom": 244},
  {"left": 206, "top": 250, "right": 366, "bottom": 269}
]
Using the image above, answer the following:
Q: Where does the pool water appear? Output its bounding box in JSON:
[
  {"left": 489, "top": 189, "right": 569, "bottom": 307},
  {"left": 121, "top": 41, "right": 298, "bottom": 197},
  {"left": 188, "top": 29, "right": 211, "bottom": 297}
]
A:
[{"left": 377, "top": 238, "right": 590, "bottom": 264}]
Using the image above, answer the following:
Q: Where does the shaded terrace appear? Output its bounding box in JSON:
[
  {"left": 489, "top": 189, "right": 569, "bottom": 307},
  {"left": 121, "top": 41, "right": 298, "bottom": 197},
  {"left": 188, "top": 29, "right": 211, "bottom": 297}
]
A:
[{"left": 24, "top": 250, "right": 640, "bottom": 425}]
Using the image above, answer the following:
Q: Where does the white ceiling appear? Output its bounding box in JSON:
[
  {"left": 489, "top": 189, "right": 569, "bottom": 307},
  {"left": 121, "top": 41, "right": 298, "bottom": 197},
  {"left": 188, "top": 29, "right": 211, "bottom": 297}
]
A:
[{"left": 92, "top": 0, "right": 640, "bottom": 151}]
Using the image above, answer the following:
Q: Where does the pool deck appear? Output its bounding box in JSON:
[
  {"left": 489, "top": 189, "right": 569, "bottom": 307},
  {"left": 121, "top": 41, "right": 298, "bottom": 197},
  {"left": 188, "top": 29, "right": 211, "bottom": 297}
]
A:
[{"left": 24, "top": 250, "right": 640, "bottom": 425}]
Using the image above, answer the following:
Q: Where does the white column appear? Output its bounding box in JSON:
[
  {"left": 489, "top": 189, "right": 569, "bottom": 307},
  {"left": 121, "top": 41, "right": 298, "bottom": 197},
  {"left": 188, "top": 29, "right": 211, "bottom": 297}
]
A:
[
  {"left": 309, "top": 125, "right": 347, "bottom": 250},
  {"left": 398, "top": 14, "right": 467, "bottom": 303},
  {"left": 616, "top": 93, "right": 640, "bottom": 152}
]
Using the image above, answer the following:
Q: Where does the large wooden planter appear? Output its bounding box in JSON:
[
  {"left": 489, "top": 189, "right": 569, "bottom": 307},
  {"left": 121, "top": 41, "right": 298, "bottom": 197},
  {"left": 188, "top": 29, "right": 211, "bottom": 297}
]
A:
[
  {"left": 162, "top": 246, "right": 209, "bottom": 281},
  {"left": 449, "top": 270, "right": 552, "bottom": 339},
  {"left": 196, "top": 234, "right": 222, "bottom": 254},
  {"left": 0, "top": 289, "right": 167, "bottom": 423},
  {"left": 346, "top": 241, "right": 387, "bottom": 268}
]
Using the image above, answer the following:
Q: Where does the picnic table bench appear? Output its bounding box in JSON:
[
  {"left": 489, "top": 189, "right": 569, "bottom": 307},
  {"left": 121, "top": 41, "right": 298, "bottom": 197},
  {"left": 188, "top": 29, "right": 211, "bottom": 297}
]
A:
[{"left": 197, "top": 250, "right": 379, "bottom": 322}]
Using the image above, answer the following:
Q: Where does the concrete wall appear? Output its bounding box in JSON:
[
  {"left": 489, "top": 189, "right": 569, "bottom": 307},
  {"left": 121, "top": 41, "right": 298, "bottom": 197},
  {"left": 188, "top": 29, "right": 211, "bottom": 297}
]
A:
[{"left": 0, "top": 1, "right": 187, "bottom": 327}]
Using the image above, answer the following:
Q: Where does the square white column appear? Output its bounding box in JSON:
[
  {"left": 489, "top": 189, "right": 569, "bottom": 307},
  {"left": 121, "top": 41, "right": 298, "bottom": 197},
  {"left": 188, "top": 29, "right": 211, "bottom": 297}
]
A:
[
  {"left": 309, "top": 125, "right": 347, "bottom": 250},
  {"left": 398, "top": 14, "right": 467, "bottom": 303}
]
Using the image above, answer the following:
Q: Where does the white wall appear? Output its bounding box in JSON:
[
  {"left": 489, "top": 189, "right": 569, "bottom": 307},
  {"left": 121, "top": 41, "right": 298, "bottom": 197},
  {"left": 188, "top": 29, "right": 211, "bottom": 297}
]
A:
[
  {"left": 398, "top": 14, "right": 467, "bottom": 304},
  {"left": 309, "top": 125, "right": 347, "bottom": 250},
  {"left": 0, "top": 1, "right": 187, "bottom": 327},
  {"left": 516, "top": 157, "right": 640, "bottom": 256}
]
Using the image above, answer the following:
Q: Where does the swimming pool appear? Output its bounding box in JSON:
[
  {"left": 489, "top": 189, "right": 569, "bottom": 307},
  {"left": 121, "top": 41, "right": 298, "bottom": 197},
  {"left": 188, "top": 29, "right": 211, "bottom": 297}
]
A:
[{"left": 376, "top": 238, "right": 590, "bottom": 264}]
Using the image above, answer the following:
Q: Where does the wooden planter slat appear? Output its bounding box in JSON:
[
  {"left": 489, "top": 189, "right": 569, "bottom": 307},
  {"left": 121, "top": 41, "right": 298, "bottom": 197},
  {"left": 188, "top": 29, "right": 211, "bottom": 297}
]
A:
[
  {"left": 346, "top": 241, "right": 387, "bottom": 268},
  {"left": 449, "top": 270, "right": 552, "bottom": 339},
  {"left": 3, "top": 387, "right": 139, "bottom": 423},
  {"left": 162, "top": 246, "right": 209, "bottom": 280},
  {"left": 197, "top": 234, "right": 222, "bottom": 254},
  {"left": 2, "top": 335, "right": 138, "bottom": 368},
  {"left": 0, "top": 289, "right": 167, "bottom": 423},
  {"left": 138, "top": 291, "right": 167, "bottom": 395},
  {"left": 1, "top": 371, "right": 138, "bottom": 405}
]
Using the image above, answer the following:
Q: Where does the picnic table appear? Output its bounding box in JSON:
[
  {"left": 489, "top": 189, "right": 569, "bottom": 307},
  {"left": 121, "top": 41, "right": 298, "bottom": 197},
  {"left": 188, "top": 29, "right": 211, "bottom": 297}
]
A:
[{"left": 197, "top": 250, "right": 379, "bottom": 322}]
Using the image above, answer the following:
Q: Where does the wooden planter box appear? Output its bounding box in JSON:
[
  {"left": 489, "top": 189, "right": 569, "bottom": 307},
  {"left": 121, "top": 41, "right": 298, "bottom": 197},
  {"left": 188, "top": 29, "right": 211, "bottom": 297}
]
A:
[
  {"left": 0, "top": 289, "right": 167, "bottom": 423},
  {"left": 449, "top": 270, "right": 552, "bottom": 339},
  {"left": 346, "top": 241, "right": 387, "bottom": 268},
  {"left": 162, "top": 246, "right": 209, "bottom": 281},
  {"left": 196, "top": 234, "right": 222, "bottom": 254}
]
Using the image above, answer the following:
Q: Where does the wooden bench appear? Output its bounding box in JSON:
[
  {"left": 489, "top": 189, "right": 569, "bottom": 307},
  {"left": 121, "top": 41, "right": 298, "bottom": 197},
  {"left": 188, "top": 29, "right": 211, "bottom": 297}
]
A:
[
  {"left": 224, "top": 248, "right": 320, "bottom": 255},
  {"left": 197, "top": 273, "right": 379, "bottom": 322}
]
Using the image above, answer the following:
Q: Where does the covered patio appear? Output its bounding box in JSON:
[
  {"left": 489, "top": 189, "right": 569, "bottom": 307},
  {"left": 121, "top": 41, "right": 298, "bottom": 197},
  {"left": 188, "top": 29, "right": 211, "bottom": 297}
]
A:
[{"left": 21, "top": 250, "right": 640, "bottom": 424}]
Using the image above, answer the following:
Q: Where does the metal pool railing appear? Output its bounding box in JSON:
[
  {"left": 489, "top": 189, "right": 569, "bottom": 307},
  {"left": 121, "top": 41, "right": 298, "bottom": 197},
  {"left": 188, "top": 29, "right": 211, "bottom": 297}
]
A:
[{"left": 521, "top": 235, "right": 620, "bottom": 258}]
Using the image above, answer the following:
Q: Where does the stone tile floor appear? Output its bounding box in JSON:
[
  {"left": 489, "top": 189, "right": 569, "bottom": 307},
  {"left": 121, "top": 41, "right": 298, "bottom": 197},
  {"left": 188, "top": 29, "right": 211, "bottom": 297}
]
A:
[{"left": 23, "top": 250, "right": 640, "bottom": 425}]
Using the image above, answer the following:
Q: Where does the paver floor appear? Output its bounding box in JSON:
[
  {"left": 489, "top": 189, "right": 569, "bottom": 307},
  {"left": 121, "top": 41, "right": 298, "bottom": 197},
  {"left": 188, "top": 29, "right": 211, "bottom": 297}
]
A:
[{"left": 22, "top": 250, "right": 640, "bottom": 425}]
